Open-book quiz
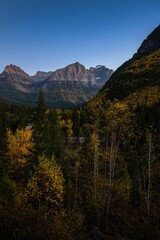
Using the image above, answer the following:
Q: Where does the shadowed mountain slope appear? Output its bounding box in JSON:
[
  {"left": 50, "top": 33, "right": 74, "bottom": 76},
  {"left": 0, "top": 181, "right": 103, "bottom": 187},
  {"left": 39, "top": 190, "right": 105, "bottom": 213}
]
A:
[{"left": 90, "top": 25, "right": 160, "bottom": 107}]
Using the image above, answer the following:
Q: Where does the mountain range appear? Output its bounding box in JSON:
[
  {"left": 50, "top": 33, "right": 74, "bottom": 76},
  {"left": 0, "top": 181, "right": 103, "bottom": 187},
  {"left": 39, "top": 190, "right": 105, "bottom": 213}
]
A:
[
  {"left": 0, "top": 62, "right": 113, "bottom": 108},
  {"left": 2, "top": 24, "right": 159, "bottom": 110}
]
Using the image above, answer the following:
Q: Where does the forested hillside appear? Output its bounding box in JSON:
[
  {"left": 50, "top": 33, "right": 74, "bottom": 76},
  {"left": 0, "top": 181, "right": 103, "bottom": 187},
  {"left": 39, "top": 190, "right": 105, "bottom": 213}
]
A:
[
  {"left": 0, "top": 91, "right": 160, "bottom": 239},
  {"left": 0, "top": 25, "right": 160, "bottom": 240}
]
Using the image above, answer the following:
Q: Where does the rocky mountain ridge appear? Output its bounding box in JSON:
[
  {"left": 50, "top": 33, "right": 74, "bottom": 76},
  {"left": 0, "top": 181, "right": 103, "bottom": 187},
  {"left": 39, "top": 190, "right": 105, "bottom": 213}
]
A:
[
  {"left": 0, "top": 62, "right": 113, "bottom": 108},
  {"left": 4, "top": 64, "right": 30, "bottom": 77},
  {"left": 134, "top": 25, "right": 160, "bottom": 58},
  {"left": 32, "top": 71, "right": 52, "bottom": 82}
]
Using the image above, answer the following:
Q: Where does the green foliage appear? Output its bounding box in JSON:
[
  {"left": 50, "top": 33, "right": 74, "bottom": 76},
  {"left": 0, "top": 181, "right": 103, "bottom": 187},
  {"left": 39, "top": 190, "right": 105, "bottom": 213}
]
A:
[
  {"left": 45, "top": 109, "right": 64, "bottom": 159},
  {"left": 52, "top": 210, "right": 85, "bottom": 240}
]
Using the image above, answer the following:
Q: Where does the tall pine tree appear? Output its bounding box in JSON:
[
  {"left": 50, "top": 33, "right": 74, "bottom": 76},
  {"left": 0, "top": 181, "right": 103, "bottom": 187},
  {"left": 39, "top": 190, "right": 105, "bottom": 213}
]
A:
[{"left": 31, "top": 90, "right": 48, "bottom": 169}]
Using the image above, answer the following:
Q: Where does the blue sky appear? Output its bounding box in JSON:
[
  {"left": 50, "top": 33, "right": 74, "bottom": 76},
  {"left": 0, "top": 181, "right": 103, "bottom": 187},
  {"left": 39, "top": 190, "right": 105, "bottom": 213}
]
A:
[{"left": 0, "top": 0, "right": 160, "bottom": 75}]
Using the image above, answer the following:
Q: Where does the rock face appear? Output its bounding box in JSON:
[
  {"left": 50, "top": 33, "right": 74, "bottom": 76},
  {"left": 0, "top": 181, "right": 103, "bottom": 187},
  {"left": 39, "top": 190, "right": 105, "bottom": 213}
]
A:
[
  {"left": 48, "top": 62, "right": 88, "bottom": 82},
  {"left": 45, "top": 62, "right": 113, "bottom": 87},
  {"left": 89, "top": 65, "right": 113, "bottom": 85},
  {"left": 134, "top": 25, "right": 160, "bottom": 58},
  {"left": 4, "top": 64, "right": 30, "bottom": 77},
  {"left": 32, "top": 71, "right": 52, "bottom": 82},
  {"left": 0, "top": 65, "right": 32, "bottom": 93},
  {"left": 0, "top": 62, "right": 113, "bottom": 108}
]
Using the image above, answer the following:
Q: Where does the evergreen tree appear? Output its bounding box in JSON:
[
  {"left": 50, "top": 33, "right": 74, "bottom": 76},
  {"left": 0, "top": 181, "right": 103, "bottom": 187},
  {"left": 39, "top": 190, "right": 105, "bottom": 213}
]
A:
[
  {"left": 45, "top": 109, "right": 64, "bottom": 159},
  {"left": 31, "top": 90, "right": 48, "bottom": 169}
]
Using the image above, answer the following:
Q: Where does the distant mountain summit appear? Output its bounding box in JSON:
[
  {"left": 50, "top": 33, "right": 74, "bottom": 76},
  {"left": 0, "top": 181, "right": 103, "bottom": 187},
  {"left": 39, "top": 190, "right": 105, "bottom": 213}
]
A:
[
  {"left": 0, "top": 62, "right": 113, "bottom": 108},
  {"left": 46, "top": 62, "right": 112, "bottom": 86},
  {"left": 4, "top": 64, "right": 29, "bottom": 77},
  {"left": 48, "top": 62, "right": 87, "bottom": 82},
  {"left": 32, "top": 71, "right": 52, "bottom": 82}
]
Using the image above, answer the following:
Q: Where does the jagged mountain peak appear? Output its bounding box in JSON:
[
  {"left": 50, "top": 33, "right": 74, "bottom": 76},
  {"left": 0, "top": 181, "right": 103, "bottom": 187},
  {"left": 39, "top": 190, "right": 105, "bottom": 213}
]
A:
[
  {"left": 34, "top": 70, "right": 52, "bottom": 75},
  {"left": 69, "top": 61, "right": 84, "bottom": 67},
  {"left": 48, "top": 62, "right": 87, "bottom": 82},
  {"left": 3, "top": 64, "right": 30, "bottom": 77},
  {"left": 63, "top": 62, "right": 86, "bottom": 72},
  {"left": 95, "top": 65, "right": 106, "bottom": 68},
  {"left": 134, "top": 25, "right": 160, "bottom": 58},
  {"left": 32, "top": 71, "right": 52, "bottom": 82}
]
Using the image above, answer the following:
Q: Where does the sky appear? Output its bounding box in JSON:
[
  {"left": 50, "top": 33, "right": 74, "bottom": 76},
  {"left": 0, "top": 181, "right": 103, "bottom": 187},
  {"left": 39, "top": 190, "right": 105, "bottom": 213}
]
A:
[{"left": 0, "top": 0, "right": 160, "bottom": 75}]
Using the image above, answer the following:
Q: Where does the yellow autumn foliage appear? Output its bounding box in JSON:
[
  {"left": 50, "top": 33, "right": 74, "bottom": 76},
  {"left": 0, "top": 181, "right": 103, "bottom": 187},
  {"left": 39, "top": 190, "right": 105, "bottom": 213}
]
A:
[
  {"left": 7, "top": 127, "right": 33, "bottom": 169},
  {"left": 25, "top": 155, "right": 64, "bottom": 209}
]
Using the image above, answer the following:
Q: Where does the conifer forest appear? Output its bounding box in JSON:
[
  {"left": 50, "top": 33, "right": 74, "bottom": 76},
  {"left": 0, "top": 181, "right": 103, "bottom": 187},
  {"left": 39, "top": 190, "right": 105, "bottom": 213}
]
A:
[{"left": 0, "top": 88, "right": 160, "bottom": 240}]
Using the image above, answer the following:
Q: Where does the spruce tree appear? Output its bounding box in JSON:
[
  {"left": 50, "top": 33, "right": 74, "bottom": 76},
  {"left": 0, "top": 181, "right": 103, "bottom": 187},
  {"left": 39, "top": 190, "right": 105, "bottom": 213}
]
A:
[{"left": 31, "top": 90, "right": 48, "bottom": 169}]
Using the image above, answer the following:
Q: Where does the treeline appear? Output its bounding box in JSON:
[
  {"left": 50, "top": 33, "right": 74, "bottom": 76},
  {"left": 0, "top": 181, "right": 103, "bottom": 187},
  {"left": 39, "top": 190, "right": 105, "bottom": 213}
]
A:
[{"left": 0, "top": 92, "right": 160, "bottom": 239}]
